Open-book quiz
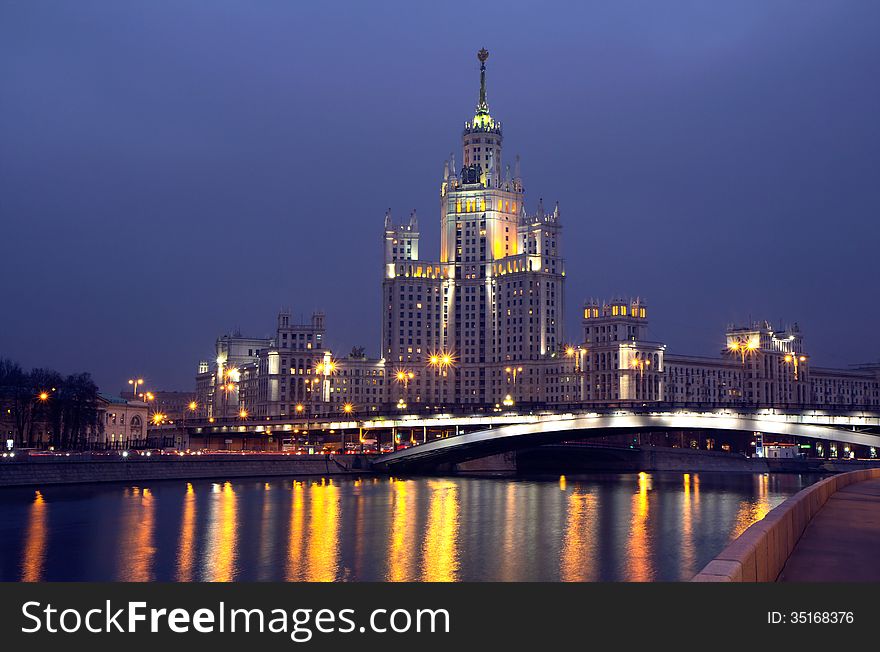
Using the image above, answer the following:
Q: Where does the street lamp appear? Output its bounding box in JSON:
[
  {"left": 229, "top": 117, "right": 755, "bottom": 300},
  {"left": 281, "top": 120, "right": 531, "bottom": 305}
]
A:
[
  {"left": 783, "top": 353, "right": 807, "bottom": 381},
  {"left": 395, "top": 368, "right": 414, "bottom": 405},
  {"left": 564, "top": 346, "right": 582, "bottom": 372},
  {"left": 127, "top": 378, "right": 144, "bottom": 399},
  {"left": 505, "top": 366, "right": 523, "bottom": 384},
  {"left": 728, "top": 334, "right": 760, "bottom": 404},
  {"left": 728, "top": 335, "right": 759, "bottom": 365},
  {"left": 629, "top": 355, "right": 651, "bottom": 400},
  {"left": 341, "top": 403, "right": 354, "bottom": 453}
]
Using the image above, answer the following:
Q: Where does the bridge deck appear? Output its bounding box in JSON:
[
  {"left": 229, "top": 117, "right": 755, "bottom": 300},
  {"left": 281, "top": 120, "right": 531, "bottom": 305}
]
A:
[{"left": 778, "top": 478, "right": 880, "bottom": 582}]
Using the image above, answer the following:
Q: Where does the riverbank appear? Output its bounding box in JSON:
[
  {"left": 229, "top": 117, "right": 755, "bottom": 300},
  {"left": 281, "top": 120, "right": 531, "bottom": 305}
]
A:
[
  {"left": 0, "top": 453, "right": 372, "bottom": 487},
  {"left": 3, "top": 445, "right": 879, "bottom": 487},
  {"left": 692, "top": 468, "right": 880, "bottom": 581}
]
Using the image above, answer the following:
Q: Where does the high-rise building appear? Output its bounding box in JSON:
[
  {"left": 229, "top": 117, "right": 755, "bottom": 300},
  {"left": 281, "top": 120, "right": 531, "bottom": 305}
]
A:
[{"left": 382, "top": 48, "right": 566, "bottom": 407}]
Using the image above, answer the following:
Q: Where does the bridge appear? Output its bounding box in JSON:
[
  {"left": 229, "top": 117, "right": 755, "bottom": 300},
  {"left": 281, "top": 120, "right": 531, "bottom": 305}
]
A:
[
  {"left": 371, "top": 409, "right": 880, "bottom": 471},
  {"left": 154, "top": 404, "right": 880, "bottom": 468}
]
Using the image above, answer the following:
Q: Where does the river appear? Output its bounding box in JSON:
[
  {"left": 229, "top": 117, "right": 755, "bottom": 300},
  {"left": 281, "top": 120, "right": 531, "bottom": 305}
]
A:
[{"left": 0, "top": 472, "right": 819, "bottom": 581}]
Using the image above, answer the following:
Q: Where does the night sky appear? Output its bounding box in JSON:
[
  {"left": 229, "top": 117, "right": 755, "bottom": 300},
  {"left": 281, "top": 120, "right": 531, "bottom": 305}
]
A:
[{"left": 2, "top": 1, "right": 879, "bottom": 392}]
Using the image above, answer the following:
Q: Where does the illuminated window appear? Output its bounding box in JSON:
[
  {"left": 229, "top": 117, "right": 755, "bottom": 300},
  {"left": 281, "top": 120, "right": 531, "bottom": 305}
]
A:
[
  {"left": 456, "top": 200, "right": 461, "bottom": 212},
  {"left": 612, "top": 305, "right": 619, "bottom": 316},
  {"left": 584, "top": 309, "right": 590, "bottom": 319},
  {"left": 640, "top": 308, "right": 646, "bottom": 318},
  {"left": 480, "top": 198, "right": 486, "bottom": 211},
  {"left": 621, "top": 306, "right": 627, "bottom": 316}
]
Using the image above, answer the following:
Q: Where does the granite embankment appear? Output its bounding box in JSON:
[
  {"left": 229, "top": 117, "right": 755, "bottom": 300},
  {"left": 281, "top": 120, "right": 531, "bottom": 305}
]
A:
[
  {"left": 692, "top": 468, "right": 880, "bottom": 581},
  {"left": 0, "top": 453, "right": 373, "bottom": 487}
]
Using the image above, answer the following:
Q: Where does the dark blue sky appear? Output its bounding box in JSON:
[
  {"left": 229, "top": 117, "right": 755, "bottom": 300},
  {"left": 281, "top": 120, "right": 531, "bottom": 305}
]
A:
[{"left": 2, "top": 1, "right": 879, "bottom": 392}]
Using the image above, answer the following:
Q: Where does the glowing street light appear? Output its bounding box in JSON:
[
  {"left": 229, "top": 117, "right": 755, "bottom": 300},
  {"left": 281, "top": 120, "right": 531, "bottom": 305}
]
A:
[
  {"left": 728, "top": 335, "right": 760, "bottom": 365},
  {"left": 342, "top": 403, "right": 354, "bottom": 415},
  {"left": 629, "top": 355, "right": 651, "bottom": 378},
  {"left": 128, "top": 378, "right": 144, "bottom": 398},
  {"left": 38, "top": 392, "right": 49, "bottom": 401},
  {"left": 504, "top": 366, "right": 523, "bottom": 384},
  {"left": 151, "top": 413, "right": 167, "bottom": 426},
  {"left": 783, "top": 353, "right": 807, "bottom": 380},
  {"left": 239, "top": 408, "right": 249, "bottom": 420},
  {"left": 564, "top": 345, "right": 583, "bottom": 372}
]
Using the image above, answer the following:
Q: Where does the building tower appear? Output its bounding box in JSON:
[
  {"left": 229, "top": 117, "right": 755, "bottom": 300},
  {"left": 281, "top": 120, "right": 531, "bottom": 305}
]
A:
[{"left": 383, "top": 48, "right": 566, "bottom": 407}]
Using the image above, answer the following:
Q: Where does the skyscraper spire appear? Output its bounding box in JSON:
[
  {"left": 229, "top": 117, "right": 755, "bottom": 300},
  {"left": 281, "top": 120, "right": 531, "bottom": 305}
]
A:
[{"left": 477, "top": 47, "right": 489, "bottom": 115}]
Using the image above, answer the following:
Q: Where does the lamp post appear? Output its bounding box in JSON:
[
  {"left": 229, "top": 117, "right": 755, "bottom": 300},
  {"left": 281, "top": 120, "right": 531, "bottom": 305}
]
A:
[
  {"left": 783, "top": 353, "right": 807, "bottom": 405},
  {"left": 565, "top": 345, "right": 586, "bottom": 403},
  {"left": 505, "top": 365, "right": 523, "bottom": 403},
  {"left": 127, "top": 378, "right": 144, "bottom": 400},
  {"left": 427, "top": 351, "right": 455, "bottom": 409},
  {"left": 629, "top": 354, "right": 651, "bottom": 400},
  {"left": 395, "top": 369, "right": 415, "bottom": 407},
  {"left": 341, "top": 403, "right": 354, "bottom": 453},
  {"left": 728, "top": 334, "right": 760, "bottom": 405}
]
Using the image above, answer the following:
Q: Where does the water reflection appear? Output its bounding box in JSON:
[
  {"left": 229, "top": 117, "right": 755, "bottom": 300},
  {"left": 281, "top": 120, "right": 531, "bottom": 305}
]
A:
[
  {"left": 730, "top": 474, "right": 772, "bottom": 539},
  {"left": 0, "top": 472, "right": 819, "bottom": 582},
  {"left": 203, "top": 482, "right": 237, "bottom": 581},
  {"left": 387, "top": 478, "right": 418, "bottom": 581},
  {"left": 21, "top": 490, "right": 47, "bottom": 582},
  {"left": 305, "top": 479, "right": 339, "bottom": 581},
  {"left": 626, "top": 472, "right": 652, "bottom": 581},
  {"left": 679, "top": 474, "right": 697, "bottom": 579},
  {"left": 176, "top": 483, "right": 196, "bottom": 581},
  {"left": 560, "top": 489, "right": 597, "bottom": 581},
  {"left": 421, "top": 480, "right": 460, "bottom": 581},
  {"left": 286, "top": 481, "right": 306, "bottom": 580},
  {"left": 117, "top": 487, "right": 156, "bottom": 582}
]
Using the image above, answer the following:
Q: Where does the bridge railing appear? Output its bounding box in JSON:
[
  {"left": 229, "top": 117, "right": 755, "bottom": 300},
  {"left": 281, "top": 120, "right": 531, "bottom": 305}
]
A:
[{"left": 164, "top": 400, "right": 880, "bottom": 431}]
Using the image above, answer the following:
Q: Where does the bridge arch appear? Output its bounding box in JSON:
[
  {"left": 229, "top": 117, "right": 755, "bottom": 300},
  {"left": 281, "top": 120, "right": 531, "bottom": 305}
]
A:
[{"left": 373, "top": 413, "right": 880, "bottom": 472}]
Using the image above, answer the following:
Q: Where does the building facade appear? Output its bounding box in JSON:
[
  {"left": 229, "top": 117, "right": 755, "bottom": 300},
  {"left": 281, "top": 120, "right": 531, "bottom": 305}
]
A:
[
  {"left": 382, "top": 48, "right": 565, "bottom": 408},
  {"left": 94, "top": 395, "right": 149, "bottom": 449},
  {"left": 196, "top": 311, "right": 386, "bottom": 419},
  {"left": 570, "top": 307, "right": 880, "bottom": 409}
]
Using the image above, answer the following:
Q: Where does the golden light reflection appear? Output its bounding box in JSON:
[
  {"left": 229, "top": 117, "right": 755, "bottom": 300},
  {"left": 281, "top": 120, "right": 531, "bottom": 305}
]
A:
[
  {"left": 680, "top": 474, "right": 696, "bottom": 579},
  {"left": 119, "top": 487, "right": 156, "bottom": 582},
  {"left": 286, "top": 481, "right": 306, "bottom": 580},
  {"left": 387, "top": 479, "right": 418, "bottom": 581},
  {"left": 305, "top": 481, "right": 340, "bottom": 581},
  {"left": 559, "top": 475, "right": 567, "bottom": 491},
  {"left": 176, "top": 482, "right": 196, "bottom": 581},
  {"left": 499, "top": 483, "right": 523, "bottom": 581},
  {"left": 21, "top": 490, "right": 48, "bottom": 582},
  {"left": 730, "top": 474, "right": 772, "bottom": 539},
  {"left": 626, "top": 472, "right": 653, "bottom": 581},
  {"left": 560, "top": 490, "right": 598, "bottom": 581},
  {"left": 204, "top": 482, "right": 237, "bottom": 582},
  {"left": 421, "top": 480, "right": 460, "bottom": 581}
]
